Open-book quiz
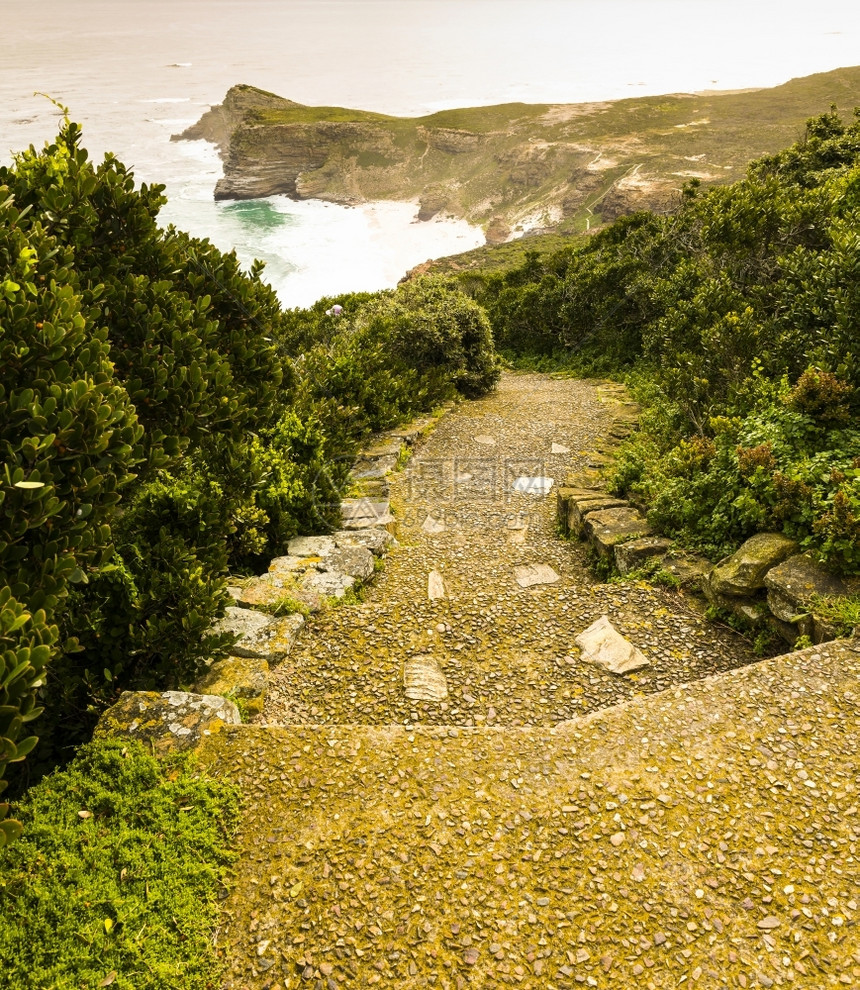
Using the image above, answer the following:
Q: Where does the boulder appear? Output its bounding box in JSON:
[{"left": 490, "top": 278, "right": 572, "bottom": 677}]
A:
[
  {"left": 764, "top": 553, "right": 846, "bottom": 624},
  {"left": 195, "top": 656, "right": 269, "bottom": 718},
  {"left": 211, "top": 606, "right": 305, "bottom": 660},
  {"left": 583, "top": 507, "right": 653, "bottom": 556},
  {"left": 707, "top": 533, "right": 798, "bottom": 598},
  {"left": 614, "top": 536, "right": 673, "bottom": 576},
  {"left": 95, "top": 690, "right": 241, "bottom": 755},
  {"left": 575, "top": 616, "right": 649, "bottom": 675}
]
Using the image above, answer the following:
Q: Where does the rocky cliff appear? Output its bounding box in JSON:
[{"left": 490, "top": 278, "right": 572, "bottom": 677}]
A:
[{"left": 176, "top": 68, "right": 860, "bottom": 242}]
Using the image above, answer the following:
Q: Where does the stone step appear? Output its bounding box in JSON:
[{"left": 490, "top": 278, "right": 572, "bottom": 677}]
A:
[{"left": 181, "top": 640, "right": 859, "bottom": 989}]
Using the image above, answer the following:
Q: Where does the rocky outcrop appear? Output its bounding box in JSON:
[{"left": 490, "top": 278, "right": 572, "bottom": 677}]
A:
[
  {"left": 176, "top": 71, "right": 860, "bottom": 248},
  {"left": 216, "top": 120, "right": 397, "bottom": 201},
  {"left": 707, "top": 533, "right": 799, "bottom": 598},
  {"left": 95, "top": 690, "right": 241, "bottom": 754},
  {"left": 172, "top": 84, "right": 300, "bottom": 152},
  {"left": 416, "top": 126, "right": 485, "bottom": 154}
]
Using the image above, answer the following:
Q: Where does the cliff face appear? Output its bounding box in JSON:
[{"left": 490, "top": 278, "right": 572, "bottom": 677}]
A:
[{"left": 176, "top": 69, "right": 860, "bottom": 242}]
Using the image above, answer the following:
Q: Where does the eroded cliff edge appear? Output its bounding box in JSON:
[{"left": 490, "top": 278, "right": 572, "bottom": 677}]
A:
[{"left": 175, "top": 67, "right": 860, "bottom": 243}]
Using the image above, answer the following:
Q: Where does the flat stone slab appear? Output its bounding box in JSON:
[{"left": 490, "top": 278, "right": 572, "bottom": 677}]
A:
[
  {"left": 288, "top": 535, "right": 336, "bottom": 558},
  {"left": 268, "top": 554, "right": 316, "bottom": 575},
  {"left": 709, "top": 533, "right": 799, "bottom": 598},
  {"left": 212, "top": 607, "right": 305, "bottom": 660},
  {"left": 95, "top": 690, "right": 241, "bottom": 754},
  {"left": 195, "top": 656, "right": 269, "bottom": 718},
  {"left": 299, "top": 570, "right": 356, "bottom": 599},
  {"left": 575, "top": 615, "right": 650, "bottom": 674},
  {"left": 404, "top": 656, "right": 448, "bottom": 701},
  {"left": 422, "top": 514, "right": 446, "bottom": 535},
  {"left": 567, "top": 495, "right": 628, "bottom": 535},
  {"left": 323, "top": 545, "right": 375, "bottom": 581},
  {"left": 473, "top": 434, "right": 496, "bottom": 446},
  {"left": 584, "top": 506, "right": 652, "bottom": 554},
  {"left": 359, "top": 438, "right": 402, "bottom": 458},
  {"left": 231, "top": 576, "right": 291, "bottom": 610},
  {"left": 511, "top": 476, "right": 554, "bottom": 496},
  {"left": 514, "top": 564, "right": 560, "bottom": 588},
  {"left": 332, "top": 528, "right": 394, "bottom": 557},
  {"left": 615, "top": 536, "right": 674, "bottom": 575},
  {"left": 351, "top": 454, "right": 399, "bottom": 479},
  {"left": 506, "top": 523, "right": 528, "bottom": 544},
  {"left": 341, "top": 498, "right": 395, "bottom": 530},
  {"left": 428, "top": 570, "right": 445, "bottom": 600},
  {"left": 551, "top": 442, "right": 571, "bottom": 454},
  {"left": 385, "top": 416, "right": 436, "bottom": 444}
]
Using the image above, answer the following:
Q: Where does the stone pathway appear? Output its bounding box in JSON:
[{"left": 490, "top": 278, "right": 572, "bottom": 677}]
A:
[
  {"left": 193, "top": 373, "right": 859, "bottom": 988},
  {"left": 261, "top": 373, "right": 758, "bottom": 727}
]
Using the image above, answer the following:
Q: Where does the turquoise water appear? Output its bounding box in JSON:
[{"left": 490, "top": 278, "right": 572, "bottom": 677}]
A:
[
  {"left": 2, "top": 0, "right": 859, "bottom": 306},
  {"left": 222, "top": 200, "right": 296, "bottom": 233}
]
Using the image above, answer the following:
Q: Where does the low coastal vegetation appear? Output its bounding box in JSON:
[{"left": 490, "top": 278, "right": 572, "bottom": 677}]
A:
[
  {"left": 0, "top": 739, "right": 238, "bottom": 989},
  {"left": 2, "top": 96, "right": 859, "bottom": 987}
]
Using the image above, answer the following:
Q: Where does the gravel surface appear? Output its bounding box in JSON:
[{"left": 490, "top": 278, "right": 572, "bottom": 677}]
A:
[
  {"left": 202, "top": 640, "right": 860, "bottom": 989},
  {"left": 204, "top": 373, "right": 859, "bottom": 988},
  {"left": 261, "top": 373, "right": 760, "bottom": 728}
]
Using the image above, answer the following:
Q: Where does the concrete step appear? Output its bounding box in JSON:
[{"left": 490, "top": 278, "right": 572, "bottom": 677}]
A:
[{"left": 195, "top": 639, "right": 860, "bottom": 989}]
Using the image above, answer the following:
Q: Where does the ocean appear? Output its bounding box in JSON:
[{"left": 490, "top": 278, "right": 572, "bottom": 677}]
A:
[{"left": 2, "top": 0, "right": 859, "bottom": 307}]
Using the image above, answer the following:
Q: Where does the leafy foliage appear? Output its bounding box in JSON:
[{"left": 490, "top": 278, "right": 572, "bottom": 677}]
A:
[
  {"left": 1, "top": 118, "right": 501, "bottom": 798},
  {"left": 0, "top": 739, "right": 238, "bottom": 989}
]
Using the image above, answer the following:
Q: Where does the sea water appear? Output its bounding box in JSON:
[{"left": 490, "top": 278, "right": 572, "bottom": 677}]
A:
[{"left": 2, "top": 0, "right": 858, "bottom": 307}]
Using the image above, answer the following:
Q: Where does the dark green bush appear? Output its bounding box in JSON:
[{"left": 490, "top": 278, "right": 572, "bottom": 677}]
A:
[{"left": 0, "top": 183, "right": 143, "bottom": 821}]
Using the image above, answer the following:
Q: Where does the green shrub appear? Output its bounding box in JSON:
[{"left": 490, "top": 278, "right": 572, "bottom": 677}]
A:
[
  {"left": 0, "top": 739, "right": 238, "bottom": 989},
  {"left": 0, "top": 182, "right": 143, "bottom": 815}
]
